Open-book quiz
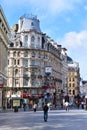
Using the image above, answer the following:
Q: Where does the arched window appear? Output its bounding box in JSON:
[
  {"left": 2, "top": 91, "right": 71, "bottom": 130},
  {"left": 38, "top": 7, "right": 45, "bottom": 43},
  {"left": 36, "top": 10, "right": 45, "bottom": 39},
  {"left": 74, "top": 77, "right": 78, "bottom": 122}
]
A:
[
  {"left": 13, "top": 51, "right": 16, "bottom": 56},
  {"left": 69, "top": 90, "right": 71, "bottom": 94},
  {"left": 31, "top": 36, "right": 35, "bottom": 42},
  {"left": 38, "top": 37, "right": 40, "bottom": 43},
  {"left": 18, "top": 51, "right": 20, "bottom": 56},
  {"left": 24, "top": 51, "right": 28, "bottom": 57},
  {"left": 25, "top": 35, "right": 28, "bottom": 43},
  {"left": 14, "top": 59, "right": 16, "bottom": 65},
  {"left": 15, "top": 79, "right": 19, "bottom": 87},
  {"left": 31, "top": 22, "right": 34, "bottom": 26},
  {"left": 24, "top": 35, "right": 28, "bottom": 47},
  {"left": 31, "top": 51, "right": 35, "bottom": 57},
  {"left": 15, "top": 69, "right": 18, "bottom": 75},
  {"left": 73, "top": 90, "right": 75, "bottom": 95}
]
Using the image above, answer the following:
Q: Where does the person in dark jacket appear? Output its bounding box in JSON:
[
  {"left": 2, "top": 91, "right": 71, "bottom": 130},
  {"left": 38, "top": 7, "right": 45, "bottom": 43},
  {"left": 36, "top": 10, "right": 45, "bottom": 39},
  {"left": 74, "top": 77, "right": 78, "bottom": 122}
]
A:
[
  {"left": 43, "top": 103, "right": 49, "bottom": 122},
  {"left": 65, "top": 94, "right": 69, "bottom": 102}
]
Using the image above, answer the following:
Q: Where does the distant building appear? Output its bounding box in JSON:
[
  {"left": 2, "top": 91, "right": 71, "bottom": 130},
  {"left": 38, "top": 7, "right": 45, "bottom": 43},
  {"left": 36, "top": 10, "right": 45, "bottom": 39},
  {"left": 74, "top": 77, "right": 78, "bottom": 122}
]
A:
[
  {"left": 67, "top": 57, "right": 80, "bottom": 100},
  {"left": 0, "top": 5, "right": 10, "bottom": 108},
  {"left": 80, "top": 80, "right": 87, "bottom": 96},
  {"left": 61, "top": 48, "right": 68, "bottom": 95}
]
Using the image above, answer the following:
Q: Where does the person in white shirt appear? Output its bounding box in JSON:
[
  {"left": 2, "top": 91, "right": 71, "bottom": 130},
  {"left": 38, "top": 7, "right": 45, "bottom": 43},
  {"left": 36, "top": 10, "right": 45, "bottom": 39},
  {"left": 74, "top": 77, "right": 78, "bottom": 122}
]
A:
[{"left": 64, "top": 101, "right": 69, "bottom": 111}]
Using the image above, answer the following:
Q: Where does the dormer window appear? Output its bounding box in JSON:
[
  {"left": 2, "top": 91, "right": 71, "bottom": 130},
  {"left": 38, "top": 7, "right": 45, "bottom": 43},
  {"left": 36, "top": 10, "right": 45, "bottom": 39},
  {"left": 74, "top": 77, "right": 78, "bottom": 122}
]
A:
[
  {"left": 24, "top": 35, "right": 28, "bottom": 47},
  {"left": 31, "top": 22, "right": 34, "bottom": 26},
  {"left": 16, "top": 42, "right": 19, "bottom": 47},
  {"left": 25, "top": 35, "right": 28, "bottom": 43}
]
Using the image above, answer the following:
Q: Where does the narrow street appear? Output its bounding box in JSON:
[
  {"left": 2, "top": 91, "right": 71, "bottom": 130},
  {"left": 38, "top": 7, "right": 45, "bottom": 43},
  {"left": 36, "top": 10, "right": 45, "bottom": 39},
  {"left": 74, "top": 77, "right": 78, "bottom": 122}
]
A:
[{"left": 0, "top": 109, "right": 87, "bottom": 130}]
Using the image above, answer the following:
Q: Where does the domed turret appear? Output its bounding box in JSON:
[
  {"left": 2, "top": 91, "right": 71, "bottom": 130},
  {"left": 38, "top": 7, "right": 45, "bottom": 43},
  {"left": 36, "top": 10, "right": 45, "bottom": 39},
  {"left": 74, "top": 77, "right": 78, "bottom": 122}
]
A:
[{"left": 18, "top": 14, "right": 41, "bottom": 33}]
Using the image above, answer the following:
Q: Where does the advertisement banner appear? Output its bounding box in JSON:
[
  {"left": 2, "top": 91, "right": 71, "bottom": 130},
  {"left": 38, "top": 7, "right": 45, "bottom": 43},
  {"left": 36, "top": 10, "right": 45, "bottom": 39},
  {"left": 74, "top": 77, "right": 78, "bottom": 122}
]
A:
[{"left": 12, "top": 99, "right": 20, "bottom": 107}]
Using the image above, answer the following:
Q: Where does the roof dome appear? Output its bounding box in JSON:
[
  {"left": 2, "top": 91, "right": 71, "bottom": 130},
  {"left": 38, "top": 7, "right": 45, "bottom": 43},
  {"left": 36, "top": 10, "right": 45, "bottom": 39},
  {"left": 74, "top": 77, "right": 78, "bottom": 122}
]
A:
[
  {"left": 18, "top": 14, "right": 41, "bottom": 33},
  {"left": 67, "top": 56, "right": 73, "bottom": 63}
]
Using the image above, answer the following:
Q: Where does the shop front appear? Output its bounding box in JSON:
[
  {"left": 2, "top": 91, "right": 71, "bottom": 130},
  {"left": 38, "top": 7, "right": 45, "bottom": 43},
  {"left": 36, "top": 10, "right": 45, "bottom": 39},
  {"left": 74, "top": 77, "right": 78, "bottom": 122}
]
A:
[
  {"left": 22, "top": 93, "right": 43, "bottom": 109},
  {"left": 6, "top": 90, "right": 22, "bottom": 109}
]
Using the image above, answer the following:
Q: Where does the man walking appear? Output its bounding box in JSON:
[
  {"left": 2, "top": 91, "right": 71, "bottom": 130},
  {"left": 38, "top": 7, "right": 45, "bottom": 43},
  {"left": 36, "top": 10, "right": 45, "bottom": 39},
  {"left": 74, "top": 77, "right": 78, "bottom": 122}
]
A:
[{"left": 43, "top": 103, "right": 49, "bottom": 122}]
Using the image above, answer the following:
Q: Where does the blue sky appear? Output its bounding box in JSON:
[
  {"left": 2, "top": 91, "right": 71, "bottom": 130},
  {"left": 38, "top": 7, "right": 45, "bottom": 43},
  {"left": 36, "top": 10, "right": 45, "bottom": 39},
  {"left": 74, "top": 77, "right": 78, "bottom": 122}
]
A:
[{"left": 1, "top": 0, "right": 87, "bottom": 80}]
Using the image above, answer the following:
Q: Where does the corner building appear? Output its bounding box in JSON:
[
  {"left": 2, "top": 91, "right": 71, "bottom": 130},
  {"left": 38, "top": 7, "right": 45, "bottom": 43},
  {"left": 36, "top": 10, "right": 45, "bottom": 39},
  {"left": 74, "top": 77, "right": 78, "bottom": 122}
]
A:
[{"left": 8, "top": 14, "right": 62, "bottom": 106}]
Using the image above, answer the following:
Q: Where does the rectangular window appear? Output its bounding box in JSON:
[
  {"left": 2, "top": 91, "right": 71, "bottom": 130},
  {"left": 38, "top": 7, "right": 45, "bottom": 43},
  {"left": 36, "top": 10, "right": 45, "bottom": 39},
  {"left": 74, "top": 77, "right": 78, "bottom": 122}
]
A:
[
  {"left": 31, "top": 79, "right": 35, "bottom": 86},
  {"left": 73, "top": 83, "right": 75, "bottom": 87},
  {"left": 69, "top": 83, "right": 71, "bottom": 87},
  {"left": 69, "top": 78, "right": 71, "bottom": 81},
  {"left": 14, "top": 59, "right": 16, "bottom": 65},
  {"left": 24, "top": 35, "right": 28, "bottom": 47},
  {"left": 15, "top": 79, "right": 19, "bottom": 87},
  {"left": 23, "top": 78, "right": 28, "bottom": 86},
  {"left": 18, "top": 60, "right": 20, "bottom": 65},
  {"left": 72, "top": 78, "right": 74, "bottom": 81},
  {"left": 30, "top": 89, "right": 37, "bottom": 94},
  {"left": 23, "top": 59, "right": 28, "bottom": 67},
  {"left": 30, "top": 60, "right": 35, "bottom": 66}
]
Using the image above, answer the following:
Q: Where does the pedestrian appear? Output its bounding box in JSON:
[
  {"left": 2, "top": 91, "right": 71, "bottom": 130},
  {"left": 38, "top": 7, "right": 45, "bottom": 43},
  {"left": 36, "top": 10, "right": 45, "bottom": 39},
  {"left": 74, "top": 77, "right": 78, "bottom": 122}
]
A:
[
  {"left": 23, "top": 103, "right": 26, "bottom": 111},
  {"left": 43, "top": 103, "right": 49, "bottom": 122},
  {"left": 33, "top": 103, "right": 37, "bottom": 112},
  {"left": 81, "top": 101, "right": 84, "bottom": 109},
  {"left": 64, "top": 101, "right": 69, "bottom": 111}
]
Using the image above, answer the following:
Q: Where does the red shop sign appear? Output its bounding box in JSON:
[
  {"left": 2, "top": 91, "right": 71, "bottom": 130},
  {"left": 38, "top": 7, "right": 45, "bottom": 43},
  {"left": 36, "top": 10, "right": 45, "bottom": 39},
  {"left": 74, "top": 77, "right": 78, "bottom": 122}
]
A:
[{"left": 0, "top": 84, "right": 3, "bottom": 88}]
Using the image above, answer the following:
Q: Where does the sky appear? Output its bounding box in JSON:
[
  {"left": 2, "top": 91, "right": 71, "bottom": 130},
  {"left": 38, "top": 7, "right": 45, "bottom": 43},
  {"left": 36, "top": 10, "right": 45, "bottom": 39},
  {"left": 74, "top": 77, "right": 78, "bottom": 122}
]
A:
[{"left": 1, "top": 0, "right": 87, "bottom": 80}]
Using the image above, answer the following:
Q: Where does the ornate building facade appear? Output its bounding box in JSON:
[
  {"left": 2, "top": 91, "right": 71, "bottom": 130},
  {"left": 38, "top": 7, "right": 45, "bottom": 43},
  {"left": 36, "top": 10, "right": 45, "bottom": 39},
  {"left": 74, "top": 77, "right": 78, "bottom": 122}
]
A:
[
  {"left": 7, "top": 14, "right": 63, "bottom": 106},
  {"left": 0, "top": 5, "right": 10, "bottom": 108}
]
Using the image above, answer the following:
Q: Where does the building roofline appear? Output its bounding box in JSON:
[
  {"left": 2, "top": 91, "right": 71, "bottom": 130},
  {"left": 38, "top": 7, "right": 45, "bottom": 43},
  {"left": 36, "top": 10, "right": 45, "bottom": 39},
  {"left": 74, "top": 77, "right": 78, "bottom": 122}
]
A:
[{"left": 0, "top": 5, "right": 10, "bottom": 31}]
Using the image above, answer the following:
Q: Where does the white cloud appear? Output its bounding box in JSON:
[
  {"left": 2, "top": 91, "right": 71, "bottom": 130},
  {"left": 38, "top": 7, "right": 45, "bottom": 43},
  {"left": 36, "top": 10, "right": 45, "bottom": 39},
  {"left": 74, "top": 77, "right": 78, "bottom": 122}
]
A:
[{"left": 59, "top": 30, "right": 87, "bottom": 49}]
